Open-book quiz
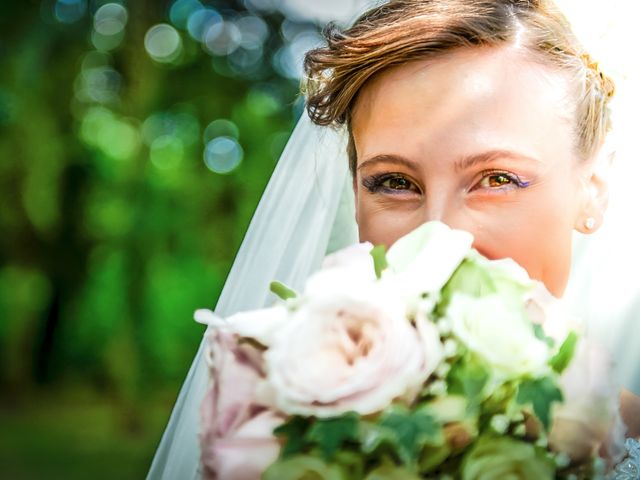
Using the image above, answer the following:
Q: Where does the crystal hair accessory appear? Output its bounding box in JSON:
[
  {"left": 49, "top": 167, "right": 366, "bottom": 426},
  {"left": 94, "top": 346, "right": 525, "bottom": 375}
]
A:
[{"left": 580, "top": 51, "right": 616, "bottom": 100}]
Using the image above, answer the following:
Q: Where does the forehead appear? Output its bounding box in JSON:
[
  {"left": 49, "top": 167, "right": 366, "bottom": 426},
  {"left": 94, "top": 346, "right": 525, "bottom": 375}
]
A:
[{"left": 351, "top": 45, "right": 577, "bottom": 164}]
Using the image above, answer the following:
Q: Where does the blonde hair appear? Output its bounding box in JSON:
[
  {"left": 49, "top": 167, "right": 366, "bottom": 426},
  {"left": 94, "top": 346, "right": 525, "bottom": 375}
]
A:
[{"left": 303, "top": 0, "right": 615, "bottom": 173}]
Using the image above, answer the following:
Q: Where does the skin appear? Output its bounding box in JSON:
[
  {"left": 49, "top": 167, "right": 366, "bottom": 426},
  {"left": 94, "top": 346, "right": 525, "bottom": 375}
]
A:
[
  {"left": 350, "top": 44, "right": 640, "bottom": 438},
  {"left": 351, "top": 44, "right": 605, "bottom": 298}
]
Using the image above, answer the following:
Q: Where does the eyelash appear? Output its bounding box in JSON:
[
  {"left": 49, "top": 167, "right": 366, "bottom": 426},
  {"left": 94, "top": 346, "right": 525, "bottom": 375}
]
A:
[
  {"left": 362, "top": 170, "right": 529, "bottom": 195},
  {"left": 362, "top": 173, "right": 421, "bottom": 195},
  {"left": 470, "top": 169, "right": 530, "bottom": 192}
]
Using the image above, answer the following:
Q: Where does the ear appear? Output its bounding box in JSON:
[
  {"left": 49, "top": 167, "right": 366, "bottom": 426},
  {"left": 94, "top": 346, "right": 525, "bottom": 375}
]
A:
[{"left": 575, "top": 135, "right": 616, "bottom": 234}]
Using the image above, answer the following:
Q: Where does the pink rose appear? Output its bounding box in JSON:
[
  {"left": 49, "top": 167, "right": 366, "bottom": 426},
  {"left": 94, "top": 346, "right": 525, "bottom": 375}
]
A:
[
  {"left": 200, "top": 330, "right": 283, "bottom": 480},
  {"left": 263, "top": 286, "right": 444, "bottom": 417}
]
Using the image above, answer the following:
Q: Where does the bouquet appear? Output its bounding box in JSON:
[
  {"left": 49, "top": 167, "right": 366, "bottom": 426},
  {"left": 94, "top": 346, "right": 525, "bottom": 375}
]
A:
[{"left": 196, "top": 222, "right": 622, "bottom": 479}]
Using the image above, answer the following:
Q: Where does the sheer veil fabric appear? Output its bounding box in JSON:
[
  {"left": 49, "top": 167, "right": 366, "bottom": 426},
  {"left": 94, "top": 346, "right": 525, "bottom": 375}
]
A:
[
  {"left": 148, "top": 2, "right": 640, "bottom": 478},
  {"left": 147, "top": 116, "right": 358, "bottom": 479}
]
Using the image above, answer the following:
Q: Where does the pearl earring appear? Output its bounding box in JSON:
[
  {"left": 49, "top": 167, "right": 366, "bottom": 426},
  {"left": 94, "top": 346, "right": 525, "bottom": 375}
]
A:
[{"left": 584, "top": 217, "right": 596, "bottom": 230}]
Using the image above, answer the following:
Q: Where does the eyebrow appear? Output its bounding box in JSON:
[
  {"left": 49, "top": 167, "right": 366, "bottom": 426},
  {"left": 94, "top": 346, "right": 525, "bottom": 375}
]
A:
[
  {"left": 357, "top": 154, "right": 419, "bottom": 172},
  {"left": 454, "top": 150, "right": 541, "bottom": 172},
  {"left": 357, "top": 150, "right": 540, "bottom": 172}
]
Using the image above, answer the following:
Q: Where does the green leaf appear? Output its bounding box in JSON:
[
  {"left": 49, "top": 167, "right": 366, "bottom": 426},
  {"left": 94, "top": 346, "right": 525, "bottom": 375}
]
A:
[
  {"left": 516, "top": 377, "right": 563, "bottom": 431},
  {"left": 369, "top": 245, "right": 388, "bottom": 279},
  {"left": 274, "top": 416, "right": 310, "bottom": 457},
  {"left": 305, "top": 412, "right": 360, "bottom": 461},
  {"left": 418, "top": 443, "right": 452, "bottom": 473},
  {"left": 446, "top": 358, "right": 489, "bottom": 405},
  {"left": 270, "top": 280, "right": 297, "bottom": 301},
  {"left": 376, "top": 405, "right": 443, "bottom": 467},
  {"left": 549, "top": 331, "right": 578, "bottom": 374}
]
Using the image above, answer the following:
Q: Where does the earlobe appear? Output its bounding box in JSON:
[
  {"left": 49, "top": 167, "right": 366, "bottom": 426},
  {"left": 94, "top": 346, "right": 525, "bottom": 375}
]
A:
[{"left": 575, "top": 136, "right": 615, "bottom": 234}]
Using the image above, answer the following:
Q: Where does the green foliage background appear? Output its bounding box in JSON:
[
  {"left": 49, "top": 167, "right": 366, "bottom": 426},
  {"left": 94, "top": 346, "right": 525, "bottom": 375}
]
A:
[{"left": 0, "top": 0, "right": 312, "bottom": 477}]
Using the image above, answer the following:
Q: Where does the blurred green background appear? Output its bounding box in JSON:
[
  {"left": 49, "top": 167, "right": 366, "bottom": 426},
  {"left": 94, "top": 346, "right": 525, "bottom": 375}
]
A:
[{"left": 0, "top": 0, "right": 365, "bottom": 478}]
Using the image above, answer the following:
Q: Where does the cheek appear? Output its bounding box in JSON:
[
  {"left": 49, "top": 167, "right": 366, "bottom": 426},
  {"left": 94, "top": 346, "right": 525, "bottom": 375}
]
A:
[
  {"left": 473, "top": 187, "right": 578, "bottom": 297},
  {"left": 355, "top": 196, "right": 424, "bottom": 247}
]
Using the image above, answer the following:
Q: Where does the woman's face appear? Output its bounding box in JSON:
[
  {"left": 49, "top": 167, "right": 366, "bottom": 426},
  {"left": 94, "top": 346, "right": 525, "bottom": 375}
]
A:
[{"left": 351, "top": 45, "right": 598, "bottom": 297}]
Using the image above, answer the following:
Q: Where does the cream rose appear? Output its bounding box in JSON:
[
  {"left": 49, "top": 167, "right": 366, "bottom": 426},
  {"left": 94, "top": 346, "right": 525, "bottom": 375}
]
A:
[
  {"left": 263, "top": 287, "right": 444, "bottom": 417},
  {"left": 385, "top": 221, "right": 473, "bottom": 300},
  {"left": 461, "top": 436, "right": 554, "bottom": 480},
  {"left": 447, "top": 293, "right": 549, "bottom": 378}
]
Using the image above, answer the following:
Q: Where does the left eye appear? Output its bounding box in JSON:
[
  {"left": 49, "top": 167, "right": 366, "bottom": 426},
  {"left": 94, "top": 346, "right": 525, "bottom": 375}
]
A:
[
  {"left": 471, "top": 171, "right": 525, "bottom": 192},
  {"left": 480, "top": 173, "right": 514, "bottom": 188}
]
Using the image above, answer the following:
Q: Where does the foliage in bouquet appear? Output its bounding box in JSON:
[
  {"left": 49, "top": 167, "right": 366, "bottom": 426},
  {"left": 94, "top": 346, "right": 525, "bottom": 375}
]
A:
[{"left": 196, "top": 222, "right": 621, "bottom": 480}]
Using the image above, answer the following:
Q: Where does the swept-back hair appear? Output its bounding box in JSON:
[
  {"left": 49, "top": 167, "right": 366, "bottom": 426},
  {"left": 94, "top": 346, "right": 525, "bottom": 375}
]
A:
[{"left": 303, "top": 0, "right": 615, "bottom": 173}]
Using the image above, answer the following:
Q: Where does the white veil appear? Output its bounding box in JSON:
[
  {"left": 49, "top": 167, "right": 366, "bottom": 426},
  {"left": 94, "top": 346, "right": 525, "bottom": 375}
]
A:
[
  {"left": 147, "top": 116, "right": 358, "bottom": 479},
  {"left": 148, "top": 1, "right": 640, "bottom": 478},
  {"left": 559, "top": 0, "right": 640, "bottom": 396}
]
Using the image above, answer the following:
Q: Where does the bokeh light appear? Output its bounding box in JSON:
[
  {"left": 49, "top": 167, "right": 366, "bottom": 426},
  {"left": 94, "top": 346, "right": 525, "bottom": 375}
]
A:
[
  {"left": 80, "top": 106, "right": 141, "bottom": 160},
  {"left": 242, "top": 0, "right": 277, "bottom": 14},
  {"left": 280, "top": 19, "right": 309, "bottom": 43},
  {"left": 74, "top": 65, "right": 121, "bottom": 103},
  {"left": 203, "top": 136, "right": 243, "bottom": 174},
  {"left": 53, "top": 0, "right": 87, "bottom": 24},
  {"left": 203, "top": 119, "right": 239, "bottom": 143},
  {"left": 228, "top": 46, "right": 264, "bottom": 75},
  {"left": 276, "top": 0, "right": 372, "bottom": 25},
  {"left": 90, "top": 3, "right": 128, "bottom": 51},
  {"left": 245, "top": 87, "right": 281, "bottom": 116},
  {"left": 93, "top": 3, "right": 128, "bottom": 36},
  {"left": 150, "top": 135, "right": 184, "bottom": 170},
  {"left": 169, "top": 0, "right": 203, "bottom": 29},
  {"left": 186, "top": 7, "right": 222, "bottom": 42},
  {"left": 273, "top": 30, "right": 322, "bottom": 79},
  {"left": 142, "top": 111, "right": 200, "bottom": 147},
  {"left": 91, "top": 29, "right": 124, "bottom": 51},
  {"left": 203, "top": 20, "right": 241, "bottom": 56},
  {"left": 144, "top": 24, "right": 183, "bottom": 63},
  {"left": 236, "top": 15, "right": 269, "bottom": 49}
]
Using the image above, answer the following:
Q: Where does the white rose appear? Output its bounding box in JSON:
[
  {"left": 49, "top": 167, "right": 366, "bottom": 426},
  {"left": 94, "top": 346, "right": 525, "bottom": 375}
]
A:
[
  {"left": 321, "top": 241, "right": 375, "bottom": 270},
  {"left": 447, "top": 293, "right": 549, "bottom": 378},
  {"left": 263, "top": 286, "right": 444, "bottom": 417},
  {"left": 467, "top": 251, "right": 534, "bottom": 289},
  {"left": 304, "top": 242, "right": 378, "bottom": 300},
  {"left": 195, "top": 306, "right": 290, "bottom": 347},
  {"left": 384, "top": 221, "right": 473, "bottom": 300}
]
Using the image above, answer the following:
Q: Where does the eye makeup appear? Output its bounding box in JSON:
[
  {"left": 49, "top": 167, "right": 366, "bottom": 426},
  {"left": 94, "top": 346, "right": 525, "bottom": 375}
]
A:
[
  {"left": 361, "top": 173, "right": 421, "bottom": 195},
  {"left": 470, "top": 169, "right": 531, "bottom": 192}
]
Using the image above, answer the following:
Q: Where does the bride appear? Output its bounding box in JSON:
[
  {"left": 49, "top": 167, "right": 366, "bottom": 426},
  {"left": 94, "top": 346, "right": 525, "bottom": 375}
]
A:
[{"left": 149, "top": 0, "right": 639, "bottom": 478}]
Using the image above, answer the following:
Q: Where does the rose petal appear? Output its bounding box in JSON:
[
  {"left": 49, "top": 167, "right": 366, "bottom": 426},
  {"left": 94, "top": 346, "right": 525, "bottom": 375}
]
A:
[{"left": 201, "top": 411, "right": 282, "bottom": 480}]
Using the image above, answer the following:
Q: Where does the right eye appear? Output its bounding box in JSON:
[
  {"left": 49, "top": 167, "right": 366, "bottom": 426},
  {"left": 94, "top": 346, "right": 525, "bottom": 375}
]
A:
[
  {"left": 363, "top": 173, "right": 421, "bottom": 194},
  {"left": 381, "top": 176, "right": 414, "bottom": 190}
]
